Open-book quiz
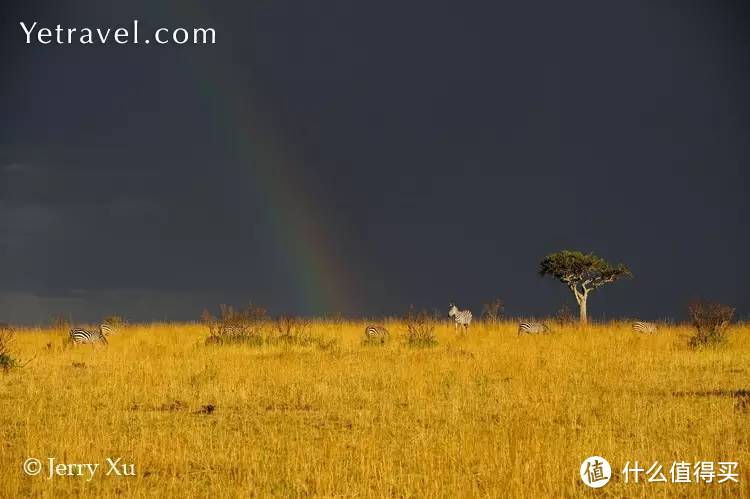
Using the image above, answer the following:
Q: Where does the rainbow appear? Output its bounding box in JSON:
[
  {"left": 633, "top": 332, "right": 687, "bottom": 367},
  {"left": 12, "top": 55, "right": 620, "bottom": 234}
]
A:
[{"left": 161, "top": 8, "right": 355, "bottom": 314}]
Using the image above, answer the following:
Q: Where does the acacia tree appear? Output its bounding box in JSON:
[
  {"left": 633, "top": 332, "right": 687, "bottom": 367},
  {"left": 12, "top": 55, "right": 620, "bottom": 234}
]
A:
[{"left": 539, "top": 250, "right": 632, "bottom": 324}]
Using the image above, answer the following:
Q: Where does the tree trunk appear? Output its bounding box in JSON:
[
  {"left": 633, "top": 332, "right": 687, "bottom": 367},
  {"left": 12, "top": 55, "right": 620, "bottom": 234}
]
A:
[{"left": 579, "top": 294, "right": 588, "bottom": 324}]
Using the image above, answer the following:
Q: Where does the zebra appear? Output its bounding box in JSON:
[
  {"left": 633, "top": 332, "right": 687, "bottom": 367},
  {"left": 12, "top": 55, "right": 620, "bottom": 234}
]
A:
[
  {"left": 364, "top": 325, "right": 389, "bottom": 343},
  {"left": 222, "top": 324, "right": 245, "bottom": 335},
  {"left": 632, "top": 321, "right": 658, "bottom": 334},
  {"left": 99, "top": 323, "right": 115, "bottom": 336},
  {"left": 69, "top": 328, "right": 108, "bottom": 345},
  {"left": 518, "top": 322, "right": 550, "bottom": 335},
  {"left": 448, "top": 304, "right": 472, "bottom": 332}
]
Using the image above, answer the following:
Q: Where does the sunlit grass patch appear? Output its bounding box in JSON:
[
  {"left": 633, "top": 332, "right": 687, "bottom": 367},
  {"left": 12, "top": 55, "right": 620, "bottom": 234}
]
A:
[{"left": 0, "top": 320, "right": 748, "bottom": 497}]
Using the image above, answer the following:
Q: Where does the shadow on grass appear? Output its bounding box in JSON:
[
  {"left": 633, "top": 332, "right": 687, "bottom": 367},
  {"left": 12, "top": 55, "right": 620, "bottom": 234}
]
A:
[
  {"left": 671, "top": 389, "right": 750, "bottom": 398},
  {"left": 671, "top": 389, "right": 750, "bottom": 413}
]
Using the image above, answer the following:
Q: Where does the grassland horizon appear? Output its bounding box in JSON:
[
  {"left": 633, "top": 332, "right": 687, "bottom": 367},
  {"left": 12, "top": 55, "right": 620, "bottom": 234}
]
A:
[{"left": 1, "top": 320, "right": 748, "bottom": 497}]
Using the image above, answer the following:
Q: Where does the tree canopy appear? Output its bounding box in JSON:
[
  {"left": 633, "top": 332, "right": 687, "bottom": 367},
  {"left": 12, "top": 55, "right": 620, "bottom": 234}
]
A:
[
  {"left": 539, "top": 251, "right": 632, "bottom": 290},
  {"left": 539, "top": 250, "right": 632, "bottom": 323}
]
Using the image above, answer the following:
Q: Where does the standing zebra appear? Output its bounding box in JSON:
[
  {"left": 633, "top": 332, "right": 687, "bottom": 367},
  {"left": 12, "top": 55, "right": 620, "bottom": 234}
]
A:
[
  {"left": 632, "top": 321, "right": 658, "bottom": 334},
  {"left": 518, "top": 322, "right": 550, "bottom": 335},
  {"left": 448, "top": 304, "right": 472, "bottom": 332},
  {"left": 69, "top": 328, "right": 108, "bottom": 345},
  {"left": 364, "top": 325, "right": 389, "bottom": 344}
]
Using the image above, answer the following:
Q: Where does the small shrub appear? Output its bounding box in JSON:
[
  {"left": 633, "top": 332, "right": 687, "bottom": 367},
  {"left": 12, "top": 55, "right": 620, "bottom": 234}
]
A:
[
  {"left": 315, "top": 337, "right": 343, "bottom": 356},
  {"left": 555, "top": 304, "right": 576, "bottom": 327},
  {"left": 200, "top": 308, "right": 214, "bottom": 324},
  {"left": 0, "top": 354, "right": 17, "bottom": 372},
  {"left": 204, "top": 303, "right": 267, "bottom": 346},
  {"left": 481, "top": 298, "right": 504, "bottom": 324},
  {"left": 404, "top": 307, "right": 437, "bottom": 348},
  {"left": 687, "top": 299, "right": 734, "bottom": 348},
  {"left": 267, "top": 316, "right": 313, "bottom": 346},
  {"left": 52, "top": 315, "right": 74, "bottom": 348},
  {"left": 0, "top": 327, "right": 20, "bottom": 372},
  {"left": 202, "top": 304, "right": 330, "bottom": 349}
]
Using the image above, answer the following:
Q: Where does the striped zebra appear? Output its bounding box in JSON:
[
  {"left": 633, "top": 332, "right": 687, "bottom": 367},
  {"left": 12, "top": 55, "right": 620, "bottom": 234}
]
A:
[
  {"left": 99, "top": 323, "right": 115, "bottom": 336},
  {"left": 364, "top": 325, "right": 389, "bottom": 343},
  {"left": 222, "top": 325, "right": 244, "bottom": 335},
  {"left": 69, "top": 328, "right": 108, "bottom": 345},
  {"left": 518, "top": 322, "right": 550, "bottom": 335},
  {"left": 632, "top": 321, "right": 658, "bottom": 334},
  {"left": 448, "top": 304, "right": 472, "bottom": 331}
]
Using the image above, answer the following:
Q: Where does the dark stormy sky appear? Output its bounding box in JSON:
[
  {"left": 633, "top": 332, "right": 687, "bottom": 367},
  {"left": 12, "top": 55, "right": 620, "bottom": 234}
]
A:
[{"left": 1, "top": 1, "right": 748, "bottom": 324}]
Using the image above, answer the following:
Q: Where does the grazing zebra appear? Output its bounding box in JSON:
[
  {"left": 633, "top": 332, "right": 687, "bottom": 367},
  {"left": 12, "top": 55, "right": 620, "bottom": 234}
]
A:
[
  {"left": 222, "top": 325, "right": 244, "bottom": 334},
  {"left": 518, "top": 322, "right": 550, "bottom": 335},
  {"left": 632, "top": 321, "right": 658, "bottom": 334},
  {"left": 99, "top": 323, "right": 115, "bottom": 336},
  {"left": 69, "top": 328, "right": 108, "bottom": 345},
  {"left": 364, "top": 325, "right": 389, "bottom": 343},
  {"left": 448, "top": 304, "right": 472, "bottom": 331}
]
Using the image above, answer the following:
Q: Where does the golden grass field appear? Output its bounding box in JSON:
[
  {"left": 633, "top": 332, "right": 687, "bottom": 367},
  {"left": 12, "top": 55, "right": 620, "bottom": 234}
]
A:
[{"left": 1, "top": 321, "right": 748, "bottom": 497}]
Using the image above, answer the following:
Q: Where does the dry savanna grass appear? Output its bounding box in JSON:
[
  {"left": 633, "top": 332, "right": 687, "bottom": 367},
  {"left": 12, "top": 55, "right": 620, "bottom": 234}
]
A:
[{"left": 0, "top": 321, "right": 749, "bottom": 497}]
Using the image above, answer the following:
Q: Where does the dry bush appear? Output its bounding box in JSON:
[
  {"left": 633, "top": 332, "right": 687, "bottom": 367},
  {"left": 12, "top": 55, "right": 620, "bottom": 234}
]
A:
[
  {"left": 404, "top": 307, "right": 437, "bottom": 347},
  {"left": 555, "top": 304, "right": 576, "bottom": 327},
  {"left": 687, "top": 299, "right": 734, "bottom": 348},
  {"left": 51, "top": 315, "right": 75, "bottom": 347},
  {"left": 0, "top": 326, "right": 19, "bottom": 372},
  {"left": 315, "top": 336, "right": 343, "bottom": 356},
  {"left": 267, "top": 315, "right": 313, "bottom": 346},
  {"left": 202, "top": 305, "right": 334, "bottom": 350},
  {"left": 481, "top": 298, "right": 504, "bottom": 324},
  {"left": 204, "top": 303, "right": 267, "bottom": 346},
  {"left": 271, "top": 316, "right": 341, "bottom": 353}
]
